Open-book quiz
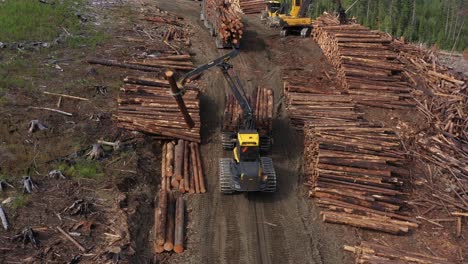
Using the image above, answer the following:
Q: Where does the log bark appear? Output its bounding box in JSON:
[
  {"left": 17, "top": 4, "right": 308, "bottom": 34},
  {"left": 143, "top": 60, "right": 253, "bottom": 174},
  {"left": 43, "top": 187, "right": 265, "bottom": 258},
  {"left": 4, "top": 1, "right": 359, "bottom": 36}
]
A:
[
  {"left": 165, "top": 71, "right": 195, "bottom": 129},
  {"left": 183, "top": 141, "right": 190, "bottom": 192},
  {"left": 88, "top": 59, "right": 162, "bottom": 72},
  {"left": 174, "top": 196, "right": 185, "bottom": 253},
  {"left": 155, "top": 191, "right": 167, "bottom": 246},
  {"left": 164, "top": 193, "right": 175, "bottom": 251},
  {"left": 166, "top": 142, "right": 175, "bottom": 178},
  {"left": 321, "top": 211, "right": 409, "bottom": 235},
  {"left": 190, "top": 143, "right": 200, "bottom": 193},
  {"left": 193, "top": 143, "right": 206, "bottom": 193},
  {"left": 174, "top": 139, "right": 184, "bottom": 181}
]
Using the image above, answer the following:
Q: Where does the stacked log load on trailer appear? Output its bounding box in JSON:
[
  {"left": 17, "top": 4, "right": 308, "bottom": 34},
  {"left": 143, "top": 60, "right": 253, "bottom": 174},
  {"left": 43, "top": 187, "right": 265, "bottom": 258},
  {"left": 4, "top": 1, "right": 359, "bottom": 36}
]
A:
[{"left": 201, "top": 0, "right": 244, "bottom": 49}]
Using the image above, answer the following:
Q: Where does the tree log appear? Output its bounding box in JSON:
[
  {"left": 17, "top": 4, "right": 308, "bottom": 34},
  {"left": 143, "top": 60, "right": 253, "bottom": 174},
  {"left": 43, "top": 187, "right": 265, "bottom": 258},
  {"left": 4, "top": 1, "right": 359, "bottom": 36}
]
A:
[
  {"left": 155, "top": 192, "right": 167, "bottom": 247},
  {"left": 174, "top": 139, "right": 184, "bottom": 181},
  {"left": 174, "top": 196, "right": 185, "bottom": 253},
  {"left": 164, "top": 193, "right": 175, "bottom": 251}
]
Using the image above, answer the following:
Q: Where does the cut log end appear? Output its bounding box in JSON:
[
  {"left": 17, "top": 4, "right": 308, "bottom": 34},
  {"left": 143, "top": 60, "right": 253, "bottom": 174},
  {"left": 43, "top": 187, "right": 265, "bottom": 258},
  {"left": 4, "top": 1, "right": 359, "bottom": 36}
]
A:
[
  {"left": 163, "top": 242, "right": 174, "bottom": 251},
  {"left": 174, "top": 245, "right": 184, "bottom": 253}
]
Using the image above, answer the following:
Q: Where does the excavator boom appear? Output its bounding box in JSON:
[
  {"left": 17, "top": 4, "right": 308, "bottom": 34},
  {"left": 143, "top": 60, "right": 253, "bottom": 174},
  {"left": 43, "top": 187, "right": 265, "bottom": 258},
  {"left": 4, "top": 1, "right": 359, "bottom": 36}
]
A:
[{"left": 180, "top": 49, "right": 254, "bottom": 130}]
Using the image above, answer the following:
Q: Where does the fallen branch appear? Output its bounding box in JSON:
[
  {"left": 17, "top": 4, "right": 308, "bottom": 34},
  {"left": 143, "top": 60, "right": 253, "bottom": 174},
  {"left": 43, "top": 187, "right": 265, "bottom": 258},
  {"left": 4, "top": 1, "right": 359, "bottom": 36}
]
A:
[
  {"left": 43, "top": 91, "right": 89, "bottom": 101},
  {"left": 30, "top": 107, "right": 73, "bottom": 116},
  {"left": 56, "top": 226, "right": 87, "bottom": 252}
]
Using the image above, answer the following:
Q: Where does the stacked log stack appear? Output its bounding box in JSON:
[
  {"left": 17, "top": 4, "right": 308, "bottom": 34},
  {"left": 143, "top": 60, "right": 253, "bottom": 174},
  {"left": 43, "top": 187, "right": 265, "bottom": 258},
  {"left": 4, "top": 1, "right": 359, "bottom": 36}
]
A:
[
  {"left": 161, "top": 140, "right": 205, "bottom": 194},
  {"left": 304, "top": 124, "right": 417, "bottom": 235},
  {"left": 223, "top": 87, "right": 273, "bottom": 135},
  {"left": 154, "top": 193, "right": 185, "bottom": 254},
  {"left": 117, "top": 76, "right": 201, "bottom": 142},
  {"left": 233, "top": 0, "right": 266, "bottom": 14},
  {"left": 284, "top": 81, "right": 366, "bottom": 131},
  {"left": 312, "top": 15, "right": 415, "bottom": 109},
  {"left": 283, "top": 78, "right": 416, "bottom": 234},
  {"left": 345, "top": 242, "right": 454, "bottom": 264},
  {"left": 205, "top": 0, "right": 244, "bottom": 46},
  {"left": 154, "top": 140, "right": 205, "bottom": 254}
]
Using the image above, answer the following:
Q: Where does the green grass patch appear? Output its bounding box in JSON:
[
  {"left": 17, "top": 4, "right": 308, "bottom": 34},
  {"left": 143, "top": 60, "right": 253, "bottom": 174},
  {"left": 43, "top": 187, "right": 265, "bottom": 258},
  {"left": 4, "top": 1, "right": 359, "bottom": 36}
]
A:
[
  {"left": 66, "top": 30, "right": 109, "bottom": 49},
  {"left": 59, "top": 160, "right": 105, "bottom": 179},
  {"left": 0, "top": 0, "right": 83, "bottom": 43},
  {"left": 10, "top": 194, "right": 29, "bottom": 209},
  {"left": 0, "top": 52, "right": 46, "bottom": 94}
]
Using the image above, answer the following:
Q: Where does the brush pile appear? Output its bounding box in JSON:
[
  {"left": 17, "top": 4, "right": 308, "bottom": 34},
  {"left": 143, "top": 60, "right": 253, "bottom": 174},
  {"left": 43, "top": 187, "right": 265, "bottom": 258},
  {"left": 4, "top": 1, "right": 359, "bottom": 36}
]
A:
[
  {"left": 204, "top": 0, "right": 244, "bottom": 46},
  {"left": 117, "top": 76, "right": 201, "bottom": 142},
  {"left": 312, "top": 14, "right": 414, "bottom": 109},
  {"left": 392, "top": 40, "right": 468, "bottom": 184},
  {"left": 345, "top": 242, "right": 454, "bottom": 264}
]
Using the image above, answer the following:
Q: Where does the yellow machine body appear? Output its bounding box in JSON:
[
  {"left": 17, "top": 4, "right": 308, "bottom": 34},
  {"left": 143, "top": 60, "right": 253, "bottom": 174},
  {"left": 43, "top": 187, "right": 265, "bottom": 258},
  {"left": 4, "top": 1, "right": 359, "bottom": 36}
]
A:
[
  {"left": 238, "top": 132, "right": 259, "bottom": 147},
  {"left": 233, "top": 132, "right": 259, "bottom": 163},
  {"left": 278, "top": 16, "right": 312, "bottom": 26},
  {"left": 278, "top": 0, "right": 312, "bottom": 26}
]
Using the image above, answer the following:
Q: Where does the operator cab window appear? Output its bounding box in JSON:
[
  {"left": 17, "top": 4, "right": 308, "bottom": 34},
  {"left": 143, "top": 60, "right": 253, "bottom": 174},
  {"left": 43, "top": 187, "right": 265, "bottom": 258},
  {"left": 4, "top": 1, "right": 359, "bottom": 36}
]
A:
[{"left": 239, "top": 146, "right": 259, "bottom": 161}]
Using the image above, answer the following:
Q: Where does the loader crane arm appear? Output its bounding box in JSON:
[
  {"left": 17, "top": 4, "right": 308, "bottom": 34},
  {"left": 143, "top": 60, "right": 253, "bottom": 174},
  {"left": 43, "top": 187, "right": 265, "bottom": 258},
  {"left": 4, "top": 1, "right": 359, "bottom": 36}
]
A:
[{"left": 179, "top": 49, "right": 255, "bottom": 130}]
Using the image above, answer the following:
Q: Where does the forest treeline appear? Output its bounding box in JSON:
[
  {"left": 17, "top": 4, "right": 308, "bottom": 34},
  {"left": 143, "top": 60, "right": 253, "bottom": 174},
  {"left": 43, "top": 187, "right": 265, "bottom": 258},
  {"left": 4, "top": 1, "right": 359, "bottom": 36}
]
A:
[{"left": 296, "top": 0, "right": 467, "bottom": 51}]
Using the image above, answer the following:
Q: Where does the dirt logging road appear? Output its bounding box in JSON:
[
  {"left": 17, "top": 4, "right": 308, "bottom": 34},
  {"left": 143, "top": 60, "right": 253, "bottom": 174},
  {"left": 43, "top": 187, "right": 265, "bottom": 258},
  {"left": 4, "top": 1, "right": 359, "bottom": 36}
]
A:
[{"left": 155, "top": 1, "right": 355, "bottom": 263}]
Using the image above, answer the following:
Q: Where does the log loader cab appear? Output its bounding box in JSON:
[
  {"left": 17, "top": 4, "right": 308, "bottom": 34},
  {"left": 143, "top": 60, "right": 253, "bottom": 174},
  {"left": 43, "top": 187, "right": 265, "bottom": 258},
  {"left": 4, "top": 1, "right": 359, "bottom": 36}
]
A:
[
  {"left": 269, "top": 0, "right": 348, "bottom": 37},
  {"left": 261, "top": 1, "right": 283, "bottom": 21},
  {"left": 269, "top": 0, "right": 313, "bottom": 37}
]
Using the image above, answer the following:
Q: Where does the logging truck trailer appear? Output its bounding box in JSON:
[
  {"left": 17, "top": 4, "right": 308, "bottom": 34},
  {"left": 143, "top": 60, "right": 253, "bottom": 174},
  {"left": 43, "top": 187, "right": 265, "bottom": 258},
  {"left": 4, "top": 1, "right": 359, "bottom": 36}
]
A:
[{"left": 200, "top": 0, "right": 241, "bottom": 49}]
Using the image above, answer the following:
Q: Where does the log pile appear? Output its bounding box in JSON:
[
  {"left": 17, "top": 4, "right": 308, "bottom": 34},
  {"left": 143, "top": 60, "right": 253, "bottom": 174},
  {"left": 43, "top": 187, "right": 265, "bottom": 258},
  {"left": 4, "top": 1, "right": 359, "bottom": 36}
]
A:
[
  {"left": 312, "top": 15, "right": 415, "bottom": 109},
  {"left": 161, "top": 140, "right": 206, "bottom": 194},
  {"left": 204, "top": 0, "right": 244, "bottom": 46},
  {"left": 345, "top": 242, "right": 454, "bottom": 264},
  {"left": 304, "top": 120, "right": 417, "bottom": 234},
  {"left": 231, "top": 0, "right": 266, "bottom": 14},
  {"left": 154, "top": 140, "right": 205, "bottom": 254},
  {"left": 154, "top": 193, "right": 185, "bottom": 253},
  {"left": 285, "top": 76, "right": 416, "bottom": 234},
  {"left": 223, "top": 87, "right": 273, "bottom": 135},
  {"left": 392, "top": 40, "right": 468, "bottom": 183},
  {"left": 284, "top": 81, "right": 366, "bottom": 131},
  {"left": 117, "top": 76, "right": 201, "bottom": 142}
]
